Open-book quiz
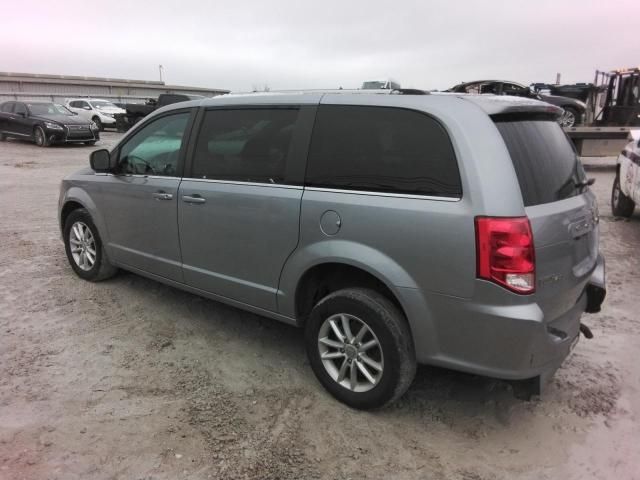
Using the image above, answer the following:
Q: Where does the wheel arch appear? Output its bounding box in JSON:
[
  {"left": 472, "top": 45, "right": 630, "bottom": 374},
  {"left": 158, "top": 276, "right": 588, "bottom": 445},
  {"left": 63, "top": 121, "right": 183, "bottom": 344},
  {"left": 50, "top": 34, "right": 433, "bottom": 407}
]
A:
[
  {"left": 279, "top": 240, "right": 419, "bottom": 323},
  {"left": 59, "top": 187, "right": 109, "bottom": 245},
  {"left": 293, "top": 262, "right": 407, "bottom": 327}
]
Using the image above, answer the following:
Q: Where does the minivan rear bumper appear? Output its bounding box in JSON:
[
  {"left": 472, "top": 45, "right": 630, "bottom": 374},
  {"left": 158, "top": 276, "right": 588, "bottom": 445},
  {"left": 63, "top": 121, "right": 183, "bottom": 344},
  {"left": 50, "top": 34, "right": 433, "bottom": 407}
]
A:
[{"left": 398, "top": 253, "right": 605, "bottom": 390}]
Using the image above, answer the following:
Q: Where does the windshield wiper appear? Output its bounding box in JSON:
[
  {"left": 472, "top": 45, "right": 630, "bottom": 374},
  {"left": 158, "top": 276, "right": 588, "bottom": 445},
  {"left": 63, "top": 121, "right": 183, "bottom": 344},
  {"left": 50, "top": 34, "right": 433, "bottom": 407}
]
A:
[{"left": 575, "top": 178, "right": 595, "bottom": 189}]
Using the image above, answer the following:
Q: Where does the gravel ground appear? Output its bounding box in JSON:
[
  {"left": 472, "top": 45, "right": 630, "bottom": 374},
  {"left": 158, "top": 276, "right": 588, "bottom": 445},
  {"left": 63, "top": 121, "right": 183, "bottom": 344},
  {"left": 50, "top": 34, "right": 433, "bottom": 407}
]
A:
[{"left": 1, "top": 132, "right": 639, "bottom": 480}]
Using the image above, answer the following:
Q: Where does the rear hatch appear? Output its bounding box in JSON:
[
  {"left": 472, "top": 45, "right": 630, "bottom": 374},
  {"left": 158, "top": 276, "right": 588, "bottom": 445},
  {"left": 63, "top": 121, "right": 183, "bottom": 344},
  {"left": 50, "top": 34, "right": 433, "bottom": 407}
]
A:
[{"left": 494, "top": 115, "right": 598, "bottom": 320}]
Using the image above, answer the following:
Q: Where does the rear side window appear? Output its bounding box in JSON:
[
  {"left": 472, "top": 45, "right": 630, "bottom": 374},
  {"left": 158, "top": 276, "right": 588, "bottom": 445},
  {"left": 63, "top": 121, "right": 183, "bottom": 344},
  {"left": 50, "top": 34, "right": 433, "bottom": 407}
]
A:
[
  {"left": 494, "top": 118, "right": 586, "bottom": 206},
  {"left": 191, "top": 108, "right": 299, "bottom": 184},
  {"left": 1, "top": 102, "right": 14, "bottom": 113},
  {"left": 14, "top": 103, "right": 27, "bottom": 115},
  {"left": 306, "top": 105, "right": 461, "bottom": 197}
]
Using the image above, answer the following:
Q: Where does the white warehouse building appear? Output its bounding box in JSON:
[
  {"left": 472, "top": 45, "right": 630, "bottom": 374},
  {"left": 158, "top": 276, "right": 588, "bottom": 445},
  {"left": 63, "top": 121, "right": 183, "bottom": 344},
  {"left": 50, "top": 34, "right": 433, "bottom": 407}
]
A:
[{"left": 0, "top": 72, "right": 229, "bottom": 104}]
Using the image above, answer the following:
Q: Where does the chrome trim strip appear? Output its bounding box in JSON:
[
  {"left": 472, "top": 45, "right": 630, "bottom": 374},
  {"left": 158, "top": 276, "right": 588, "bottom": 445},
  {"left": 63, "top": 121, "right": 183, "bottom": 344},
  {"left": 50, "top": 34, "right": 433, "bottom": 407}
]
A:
[
  {"left": 183, "top": 178, "right": 303, "bottom": 190},
  {"left": 93, "top": 174, "right": 458, "bottom": 200},
  {"left": 304, "top": 186, "right": 461, "bottom": 202},
  {"left": 100, "top": 173, "right": 182, "bottom": 180},
  {"left": 1, "top": 131, "right": 30, "bottom": 137}
]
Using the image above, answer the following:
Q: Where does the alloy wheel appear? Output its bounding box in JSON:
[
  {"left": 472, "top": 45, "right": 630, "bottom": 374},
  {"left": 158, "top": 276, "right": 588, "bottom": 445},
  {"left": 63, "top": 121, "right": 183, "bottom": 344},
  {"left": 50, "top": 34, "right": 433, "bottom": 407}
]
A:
[
  {"left": 560, "top": 110, "right": 576, "bottom": 127},
  {"left": 34, "top": 128, "right": 44, "bottom": 146},
  {"left": 69, "top": 221, "right": 96, "bottom": 271},
  {"left": 317, "top": 313, "right": 384, "bottom": 392}
]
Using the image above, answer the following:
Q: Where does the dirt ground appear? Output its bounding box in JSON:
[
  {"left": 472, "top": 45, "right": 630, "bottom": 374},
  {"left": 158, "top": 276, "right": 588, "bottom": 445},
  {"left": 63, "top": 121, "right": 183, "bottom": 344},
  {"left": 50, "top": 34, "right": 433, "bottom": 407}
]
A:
[{"left": 1, "top": 132, "right": 639, "bottom": 480}]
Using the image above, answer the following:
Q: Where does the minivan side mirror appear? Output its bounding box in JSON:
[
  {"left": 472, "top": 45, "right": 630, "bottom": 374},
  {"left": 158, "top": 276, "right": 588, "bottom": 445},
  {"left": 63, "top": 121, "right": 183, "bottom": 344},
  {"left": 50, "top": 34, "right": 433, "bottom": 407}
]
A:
[{"left": 90, "top": 149, "right": 112, "bottom": 173}]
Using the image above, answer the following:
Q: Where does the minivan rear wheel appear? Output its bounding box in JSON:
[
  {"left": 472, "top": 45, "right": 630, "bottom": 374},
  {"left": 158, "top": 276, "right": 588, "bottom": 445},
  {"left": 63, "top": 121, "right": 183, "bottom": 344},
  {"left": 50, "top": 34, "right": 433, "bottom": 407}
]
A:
[
  {"left": 611, "top": 172, "right": 635, "bottom": 218},
  {"left": 63, "top": 208, "right": 117, "bottom": 281},
  {"left": 304, "top": 288, "right": 416, "bottom": 409}
]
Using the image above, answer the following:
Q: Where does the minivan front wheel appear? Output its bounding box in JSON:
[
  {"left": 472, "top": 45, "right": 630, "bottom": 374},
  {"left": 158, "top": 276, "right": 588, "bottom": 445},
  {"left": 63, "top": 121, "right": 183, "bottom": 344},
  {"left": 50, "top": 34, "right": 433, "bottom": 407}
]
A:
[
  {"left": 611, "top": 172, "right": 635, "bottom": 217},
  {"left": 305, "top": 288, "right": 416, "bottom": 409},
  {"left": 64, "top": 208, "right": 117, "bottom": 281}
]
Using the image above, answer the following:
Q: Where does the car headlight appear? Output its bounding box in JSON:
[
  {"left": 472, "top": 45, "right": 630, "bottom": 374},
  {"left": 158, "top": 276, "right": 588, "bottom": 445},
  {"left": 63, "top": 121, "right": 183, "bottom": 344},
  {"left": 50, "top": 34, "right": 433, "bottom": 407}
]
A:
[
  {"left": 44, "top": 121, "right": 64, "bottom": 130},
  {"left": 102, "top": 112, "right": 114, "bottom": 118}
]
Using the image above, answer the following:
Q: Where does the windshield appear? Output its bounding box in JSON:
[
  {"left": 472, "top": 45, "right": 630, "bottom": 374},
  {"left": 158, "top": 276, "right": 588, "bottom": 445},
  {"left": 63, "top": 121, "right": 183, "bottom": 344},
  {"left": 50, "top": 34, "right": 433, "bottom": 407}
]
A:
[
  {"left": 90, "top": 100, "right": 117, "bottom": 109},
  {"left": 27, "top": 103, "right": 74, "bottom": 116}
]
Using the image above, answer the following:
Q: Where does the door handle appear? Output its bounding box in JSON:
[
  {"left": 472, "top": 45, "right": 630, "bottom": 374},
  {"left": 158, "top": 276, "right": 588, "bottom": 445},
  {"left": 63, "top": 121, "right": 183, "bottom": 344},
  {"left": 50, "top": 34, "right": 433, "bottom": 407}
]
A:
[
  {"left": 152, "top": 192, "right": 173, "bottom": 201},
  {"left": 182, "top": 195, "right": 206, "bottom": 204}
]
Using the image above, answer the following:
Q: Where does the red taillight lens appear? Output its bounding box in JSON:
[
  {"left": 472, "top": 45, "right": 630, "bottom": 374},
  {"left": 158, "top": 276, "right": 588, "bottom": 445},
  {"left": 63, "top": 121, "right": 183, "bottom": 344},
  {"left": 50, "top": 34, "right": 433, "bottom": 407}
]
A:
[{"left": 475, "top": 216, "right": 535, "bottom": 294}]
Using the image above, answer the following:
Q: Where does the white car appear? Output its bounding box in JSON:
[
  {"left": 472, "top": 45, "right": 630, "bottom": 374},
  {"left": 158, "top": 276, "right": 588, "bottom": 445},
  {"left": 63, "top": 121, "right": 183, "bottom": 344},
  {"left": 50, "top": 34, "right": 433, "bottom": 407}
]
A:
[
  {"left": 612, "top": 138, "right": 640, "bottom": 217},
  {"left": 65, "top": 98, "right": 125, "bottom": 131}
]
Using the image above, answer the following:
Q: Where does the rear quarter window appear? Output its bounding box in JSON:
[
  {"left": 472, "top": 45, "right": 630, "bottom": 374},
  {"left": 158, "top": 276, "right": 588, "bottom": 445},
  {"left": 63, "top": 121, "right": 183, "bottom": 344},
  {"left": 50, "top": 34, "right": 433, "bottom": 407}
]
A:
[
  {"left": 305, "top": 105, "right": 461, "bottom": 197},
  {"left": 494, "top": 117, "right": 586, "bottom": 206}
]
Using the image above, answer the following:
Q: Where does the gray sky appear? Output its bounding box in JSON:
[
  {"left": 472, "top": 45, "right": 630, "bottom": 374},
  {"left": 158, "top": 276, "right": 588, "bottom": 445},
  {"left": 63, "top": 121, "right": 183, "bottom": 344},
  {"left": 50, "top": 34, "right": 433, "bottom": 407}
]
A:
[{"left": 2, "top": 0, "right": 638, "bottom": 92}]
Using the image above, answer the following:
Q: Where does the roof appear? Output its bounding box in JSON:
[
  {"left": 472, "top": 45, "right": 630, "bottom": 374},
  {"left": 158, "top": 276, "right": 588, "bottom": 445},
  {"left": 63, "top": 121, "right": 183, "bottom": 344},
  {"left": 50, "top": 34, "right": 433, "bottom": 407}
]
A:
[{"left": 153, "top": 90, "right": 563, "bottom": 119}]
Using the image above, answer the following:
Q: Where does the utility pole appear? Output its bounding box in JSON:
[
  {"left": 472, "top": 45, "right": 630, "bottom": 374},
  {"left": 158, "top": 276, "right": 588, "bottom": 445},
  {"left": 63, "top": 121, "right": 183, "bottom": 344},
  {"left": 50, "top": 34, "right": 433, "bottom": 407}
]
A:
[{"left": 159, "top": 65, "right": 164, "bottom": 83}]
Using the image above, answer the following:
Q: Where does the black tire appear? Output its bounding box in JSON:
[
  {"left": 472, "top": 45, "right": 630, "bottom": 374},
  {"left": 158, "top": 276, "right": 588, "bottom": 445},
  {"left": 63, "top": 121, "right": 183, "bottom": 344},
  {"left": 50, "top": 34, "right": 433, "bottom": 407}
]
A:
[
  {"left": 611, "top": 172, "right": 635, "bottom": 217},
  {"left": 63, "top": 208, "right": 117, "bottom": 282},
  {"left": 84, "top": 140, "right": 97, "bottom": 146},
  {"left": 304, "top": 288, "right": 416, "bottom": 410},
  {"left": 92, "top": 116, "right": 103, "bottom": 131},
  {"left": 34, "top": 126, "right": 49, "bottom": 147}
]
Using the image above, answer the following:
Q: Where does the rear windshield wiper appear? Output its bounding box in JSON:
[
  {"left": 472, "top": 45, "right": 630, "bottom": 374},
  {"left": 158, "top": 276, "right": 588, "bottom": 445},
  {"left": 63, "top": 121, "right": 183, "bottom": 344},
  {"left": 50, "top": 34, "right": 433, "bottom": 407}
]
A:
[{"left": 576, "top": 178, "right": 596, "bottom": 188}]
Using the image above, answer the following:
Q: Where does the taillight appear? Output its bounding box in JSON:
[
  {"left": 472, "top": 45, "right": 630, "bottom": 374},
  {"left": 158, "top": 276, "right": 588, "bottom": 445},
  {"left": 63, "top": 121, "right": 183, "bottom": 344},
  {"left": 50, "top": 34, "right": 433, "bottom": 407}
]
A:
[{"left": 475, "top": 216, "right": 535, "bottom": 294}]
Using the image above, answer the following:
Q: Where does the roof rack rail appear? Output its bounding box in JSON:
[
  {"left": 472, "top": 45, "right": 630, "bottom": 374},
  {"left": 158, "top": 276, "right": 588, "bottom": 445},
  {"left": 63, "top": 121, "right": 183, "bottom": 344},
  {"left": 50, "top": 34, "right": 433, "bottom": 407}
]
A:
[{"left": 230, "top": 88, "right": 430, "bottom": 96}]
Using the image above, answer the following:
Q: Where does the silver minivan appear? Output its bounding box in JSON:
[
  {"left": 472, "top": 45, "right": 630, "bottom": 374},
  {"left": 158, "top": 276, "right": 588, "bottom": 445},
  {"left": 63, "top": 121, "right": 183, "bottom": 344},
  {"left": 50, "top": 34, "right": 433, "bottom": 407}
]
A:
[{"left": 58, "top": 91, "right": 606, "bottom": 409}]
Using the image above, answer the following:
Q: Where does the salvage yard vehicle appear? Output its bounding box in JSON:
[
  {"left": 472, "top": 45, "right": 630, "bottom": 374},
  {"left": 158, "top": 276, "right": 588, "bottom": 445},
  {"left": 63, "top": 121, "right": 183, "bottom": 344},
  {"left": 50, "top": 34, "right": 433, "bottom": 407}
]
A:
[
  {"left": 0, "top": 101, "right": 99, "bottom": 147},
  {"left": 58, "top": 91, "right": 606, "bottom": 409},
  {"left": 612, "top": 138, "right": 640, "bottom": 217},
  {"left": 114, "top": 93, "right": 205, "bottom": 132},
  {"left": 65, "top": 98, "right": 126, "bottom": 131},
  {"left": 447, "top": 80, "right": 587, "bottom": 127},
  {"left": 560, "top": 68, "right": 640, "bottom": 157}
]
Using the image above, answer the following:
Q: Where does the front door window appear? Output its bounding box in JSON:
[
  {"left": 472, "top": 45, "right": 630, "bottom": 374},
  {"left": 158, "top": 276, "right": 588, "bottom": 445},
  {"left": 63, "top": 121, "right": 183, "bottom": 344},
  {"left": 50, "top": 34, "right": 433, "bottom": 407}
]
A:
[{"left": 117, "top": 113, "right": 189, "bottom": 177}]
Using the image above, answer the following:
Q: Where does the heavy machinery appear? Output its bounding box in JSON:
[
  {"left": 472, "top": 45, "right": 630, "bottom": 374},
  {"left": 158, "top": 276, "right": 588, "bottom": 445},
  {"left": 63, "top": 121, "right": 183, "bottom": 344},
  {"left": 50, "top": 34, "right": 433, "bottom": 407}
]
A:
[{"left": 562, "top": 67, "right": 640, "bottom": 156}]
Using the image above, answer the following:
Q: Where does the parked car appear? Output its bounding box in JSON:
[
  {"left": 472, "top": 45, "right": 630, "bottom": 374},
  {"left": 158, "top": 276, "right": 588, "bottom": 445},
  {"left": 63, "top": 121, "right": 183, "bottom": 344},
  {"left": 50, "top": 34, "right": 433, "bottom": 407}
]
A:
[
  {"left": 114, "top": 93, "right": 205, "bottom": 132},
  {"left": 447, "top": 80, "right": 588, "bottom": 127},
  {"left": 612, "top": 138, "right": 640, "bottom": 217},
  {"left": 0, "top": 101, "right": 99, "bottom": 147},
  {"left": 361, "top": 79, "right": 402, "bottom": 90},
  {"left": 58, "top": 92, "right": 606, "bottom": 409},
  {"left": 65, "top": 98, "right": 125, "bottom": 131}
]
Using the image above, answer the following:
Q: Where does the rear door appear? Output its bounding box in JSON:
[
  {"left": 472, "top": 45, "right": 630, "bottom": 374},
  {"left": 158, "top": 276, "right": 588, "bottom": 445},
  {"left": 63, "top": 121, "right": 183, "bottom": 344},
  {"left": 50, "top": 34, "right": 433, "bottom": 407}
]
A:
[
  {"left": 178, "top": 105, "right": 316, "bottom": 312},
  {"left": 494, "top": 116, "right": 598, "bottom": 319}
]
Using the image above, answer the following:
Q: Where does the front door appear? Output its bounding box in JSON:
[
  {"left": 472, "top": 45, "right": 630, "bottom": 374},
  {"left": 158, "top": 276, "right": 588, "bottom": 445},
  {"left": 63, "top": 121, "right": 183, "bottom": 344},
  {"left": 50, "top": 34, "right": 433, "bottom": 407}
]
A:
[
  {"left": 13, "top": 103, "right": 33, "bottom": 136},
  {"left": 94, "top": 110, "right": 193, "bottom": 281},
  {"left": 178, "top": 106, "right": 313, "bottom": 311}
]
